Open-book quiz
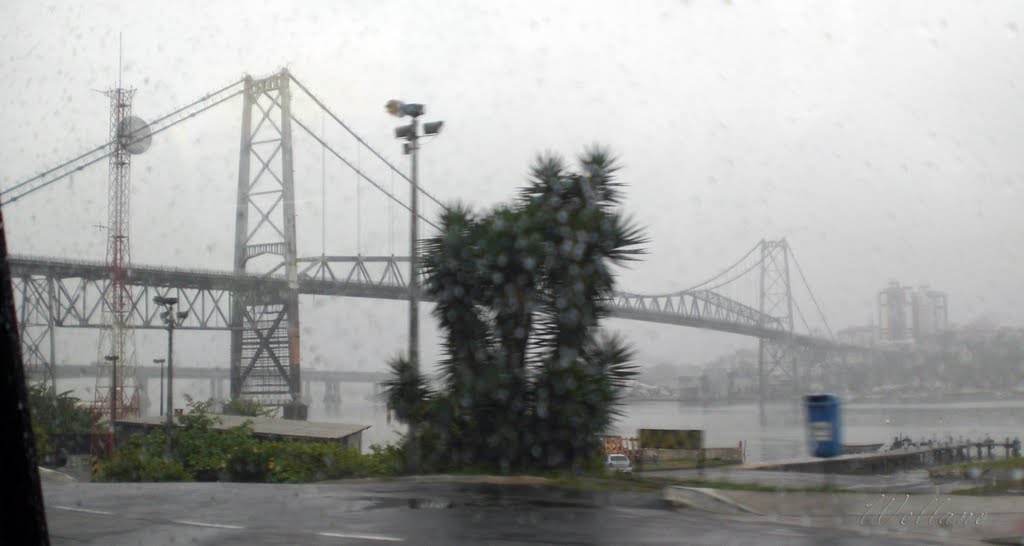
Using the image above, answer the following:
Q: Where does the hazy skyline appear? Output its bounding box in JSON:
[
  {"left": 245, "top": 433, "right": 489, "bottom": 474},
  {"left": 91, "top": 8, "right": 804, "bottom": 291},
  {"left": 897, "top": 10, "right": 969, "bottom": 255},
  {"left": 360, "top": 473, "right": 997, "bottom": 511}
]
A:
[{"left": 2, "top": 0, "right": 1022, "bottom": 374}]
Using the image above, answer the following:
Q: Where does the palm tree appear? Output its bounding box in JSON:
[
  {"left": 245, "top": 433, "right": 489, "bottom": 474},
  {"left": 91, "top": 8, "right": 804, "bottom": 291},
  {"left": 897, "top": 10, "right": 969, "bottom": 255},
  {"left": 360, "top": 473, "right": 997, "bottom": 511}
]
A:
[
  {"left": 389, "top": 146, "right": 646, "bottom": 472},
  {"left": 526, "top": 148, "right": 646, "bottom": 469}
]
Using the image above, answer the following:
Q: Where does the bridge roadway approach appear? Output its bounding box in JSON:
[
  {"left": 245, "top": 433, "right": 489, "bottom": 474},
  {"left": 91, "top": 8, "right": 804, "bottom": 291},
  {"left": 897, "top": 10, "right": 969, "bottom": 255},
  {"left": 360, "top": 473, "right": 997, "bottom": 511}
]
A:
[{"left": 10, "top": 255, "right": 855, "bottom": 351}]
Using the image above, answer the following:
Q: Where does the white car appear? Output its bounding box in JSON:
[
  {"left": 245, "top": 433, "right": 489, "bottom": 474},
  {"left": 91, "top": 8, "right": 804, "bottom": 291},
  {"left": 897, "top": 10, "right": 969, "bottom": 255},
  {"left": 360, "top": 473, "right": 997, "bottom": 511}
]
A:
[{"left": 606, "top": 453, "right": 633, "bottom": 474}]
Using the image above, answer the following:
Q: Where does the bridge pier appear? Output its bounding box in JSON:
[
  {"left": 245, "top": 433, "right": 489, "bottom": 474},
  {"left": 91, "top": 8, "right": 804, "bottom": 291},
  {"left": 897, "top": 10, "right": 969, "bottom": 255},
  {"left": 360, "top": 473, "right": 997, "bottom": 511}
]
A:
[
  {"left": 840, "top": 351, "right": 849, "bottom": 396},
  {"left": 324, "top": 381, "right": 341, "bottom": 406},
  {"left": 757, "top": 338, "right": 797, "bottom": 425},
  {"left": 793, "top": 350, "right": 800, "bottom": 396},
  {"left": 757, "top": 240, "right": 796, "bottom": 426},
  {"left": 15, "top": 275, "right": 57, "bottom": 395},
  {"left": 758, "top": 340, "right": 765, "bottom": 425},
  {"left": 136, "top": 378, "right": 150, "bottom": 415}
]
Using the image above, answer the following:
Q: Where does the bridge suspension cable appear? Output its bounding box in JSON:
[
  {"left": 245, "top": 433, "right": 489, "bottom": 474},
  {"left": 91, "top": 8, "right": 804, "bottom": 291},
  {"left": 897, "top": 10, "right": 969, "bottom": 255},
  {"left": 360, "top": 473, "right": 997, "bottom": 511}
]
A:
[
  {"left": 289, "top": 113, "right": 441, "bottom": 231},
  {"left": 2, "top": 78, "right": 246, "bottom": 204},
  {"left": 287, "top": 74, "right": 447, "bottom": 211},
  {"left": 791, "top": 292, "right": 813, "bottom": 336},
  {"left": 696, "top": 250, "right": 766, "bottom": 294},
  {"left": 388, "top": 169, "right": 395, "bottom": 254},
  {"left": 679, "top": 241, "right": 762, "bottom": 293},
  {"left": 789, "top": 246, "right": 834, "bottom": 339},
  {"left": 623, "top": 241, "right": 763, "bottom": 298}
]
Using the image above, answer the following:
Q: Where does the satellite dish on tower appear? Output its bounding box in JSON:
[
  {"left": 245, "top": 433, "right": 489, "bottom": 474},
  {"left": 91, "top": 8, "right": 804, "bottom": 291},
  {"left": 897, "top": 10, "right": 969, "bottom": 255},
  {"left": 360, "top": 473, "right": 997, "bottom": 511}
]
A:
[{"left": 117, "top": 115, "right": 152, "bottom": 155}]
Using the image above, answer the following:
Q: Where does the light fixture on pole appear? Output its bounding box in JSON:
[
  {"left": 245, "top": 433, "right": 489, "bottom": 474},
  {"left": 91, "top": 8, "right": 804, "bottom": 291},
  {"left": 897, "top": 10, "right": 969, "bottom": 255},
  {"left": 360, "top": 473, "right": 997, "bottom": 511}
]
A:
[
  {"left": 153, "top": 358, "right": 166, "bottom": 416},
  {"left": 154, "top": 295, "right": 187, "bottom": 451},
  {"left": 386, "top": 98, "right": 443, "bottom": 472}
]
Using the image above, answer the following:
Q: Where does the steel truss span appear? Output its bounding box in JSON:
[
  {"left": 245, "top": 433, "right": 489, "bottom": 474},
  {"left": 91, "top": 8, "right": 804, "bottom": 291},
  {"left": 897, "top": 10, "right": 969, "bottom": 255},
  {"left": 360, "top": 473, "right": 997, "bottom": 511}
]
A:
[{"left": 10, "top": 253, "right": 860, "bottom": 344}]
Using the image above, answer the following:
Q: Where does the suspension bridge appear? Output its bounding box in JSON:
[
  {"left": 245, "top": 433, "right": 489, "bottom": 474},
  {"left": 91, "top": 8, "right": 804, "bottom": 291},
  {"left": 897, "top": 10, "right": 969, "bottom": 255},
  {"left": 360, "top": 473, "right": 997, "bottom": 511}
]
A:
[{"left": 3, "top": 69, "right": 879, "bottom": 422}]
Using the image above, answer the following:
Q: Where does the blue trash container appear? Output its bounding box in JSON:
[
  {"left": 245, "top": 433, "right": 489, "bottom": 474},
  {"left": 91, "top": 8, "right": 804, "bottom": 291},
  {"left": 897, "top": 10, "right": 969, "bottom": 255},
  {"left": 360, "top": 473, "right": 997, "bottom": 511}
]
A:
[{"left": 805, "top": 393, "right": 842, "bottom": 458}]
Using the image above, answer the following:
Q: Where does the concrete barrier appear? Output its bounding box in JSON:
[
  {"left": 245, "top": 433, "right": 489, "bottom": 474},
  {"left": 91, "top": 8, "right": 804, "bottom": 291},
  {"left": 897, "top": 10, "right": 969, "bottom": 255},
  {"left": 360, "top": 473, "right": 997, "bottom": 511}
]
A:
[{"left": 744, "top": 444, "right": 1020, "bottom": 475}]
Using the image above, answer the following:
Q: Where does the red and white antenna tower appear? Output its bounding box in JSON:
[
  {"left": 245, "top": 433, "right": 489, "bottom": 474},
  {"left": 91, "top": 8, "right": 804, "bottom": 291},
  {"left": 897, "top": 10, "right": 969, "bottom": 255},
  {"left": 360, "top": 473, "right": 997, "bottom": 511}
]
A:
[{"left": 92, "top": 34, "right": 152, "bottom": 433}]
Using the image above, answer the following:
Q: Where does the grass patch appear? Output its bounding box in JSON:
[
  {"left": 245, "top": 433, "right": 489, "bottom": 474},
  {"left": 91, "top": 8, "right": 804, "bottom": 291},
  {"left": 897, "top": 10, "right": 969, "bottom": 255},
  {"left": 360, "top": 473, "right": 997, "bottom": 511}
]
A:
[
  {"left": 951, "top": 480, "right": 1024, "bottom": 496},
  {"left": 947, "top": 462, "right": 1024, "bottom": 496},
  {"left": 929, "top": 457, "right": 1024, "bottom": 479},
  {"left": 551, "top": 474, "right": 665, "bottom": 493},
  {"left": 962, "top": 458, "right": 1024, "bottom": 472}
]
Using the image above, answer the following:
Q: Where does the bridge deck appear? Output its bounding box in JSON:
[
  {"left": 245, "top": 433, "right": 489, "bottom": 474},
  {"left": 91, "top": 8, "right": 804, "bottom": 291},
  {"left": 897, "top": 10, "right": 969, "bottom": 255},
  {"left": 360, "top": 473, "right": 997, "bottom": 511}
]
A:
[{"left": 10, "top": 255, "right": 859, "bottom": 350}]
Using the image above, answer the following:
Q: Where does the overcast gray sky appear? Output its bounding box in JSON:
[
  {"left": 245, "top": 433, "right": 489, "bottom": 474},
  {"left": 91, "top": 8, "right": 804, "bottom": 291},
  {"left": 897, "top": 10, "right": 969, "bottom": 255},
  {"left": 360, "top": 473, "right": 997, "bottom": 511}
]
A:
[{"left": 2, "top": 0, "right": 1022, "bottom": 373}]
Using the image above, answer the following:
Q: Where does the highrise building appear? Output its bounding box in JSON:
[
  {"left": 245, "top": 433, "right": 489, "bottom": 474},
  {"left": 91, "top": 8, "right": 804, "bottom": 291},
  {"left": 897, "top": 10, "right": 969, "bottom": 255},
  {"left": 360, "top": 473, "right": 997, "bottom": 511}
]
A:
[
  {"left": 878, "top": 281, "right": 948, "bottom": 342},
  {"left": 912, "top": 285, "right": 948, "bottom": 337}
]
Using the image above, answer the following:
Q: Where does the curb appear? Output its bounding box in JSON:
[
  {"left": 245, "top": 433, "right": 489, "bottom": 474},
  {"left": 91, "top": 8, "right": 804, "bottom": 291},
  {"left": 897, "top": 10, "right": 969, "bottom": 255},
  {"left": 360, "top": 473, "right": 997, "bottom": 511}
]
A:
[
  {"left": 38, "top": 466, "right": 78, "bottom": 483},
  {"left": 662, "top": 486, "right": 764, "bottom": 515},
  {"left": 983, "top": 538, "right": 1024, "bottom": 546}
]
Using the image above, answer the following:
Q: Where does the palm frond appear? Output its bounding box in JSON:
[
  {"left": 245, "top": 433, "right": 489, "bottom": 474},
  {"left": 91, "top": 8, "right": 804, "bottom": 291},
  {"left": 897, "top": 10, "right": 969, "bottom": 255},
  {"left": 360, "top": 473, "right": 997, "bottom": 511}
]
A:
[
  {"left": 382, "top": 355, "right": 433, "bottom": 425},
  {"left": 577, "top": 144, "right": 629, "bottom": 206},
  {"left": 585, "top": 332, "right": 638, "bottom": 389},
  {"left": 521, "top": 153, "right": 568, "bottom": 200}
]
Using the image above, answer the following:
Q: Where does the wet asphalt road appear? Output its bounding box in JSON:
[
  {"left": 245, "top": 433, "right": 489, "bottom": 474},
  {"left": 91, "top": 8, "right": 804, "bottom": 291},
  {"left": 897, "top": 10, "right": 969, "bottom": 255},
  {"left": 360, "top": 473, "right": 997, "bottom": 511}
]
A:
[{"left": 41, "top": 478, "right": 946, "bottom": 545}]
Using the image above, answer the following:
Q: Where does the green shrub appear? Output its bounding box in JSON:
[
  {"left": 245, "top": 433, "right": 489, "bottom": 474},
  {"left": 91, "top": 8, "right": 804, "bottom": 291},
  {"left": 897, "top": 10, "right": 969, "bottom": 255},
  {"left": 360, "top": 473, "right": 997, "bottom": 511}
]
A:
[
  {"left": 93, "top": 430, "right": 191, "bottom": 482},
  {"left": 221, "top": 398, "right": 279, "bottom": 418},
  {"left": 171, "top": 396, "right": 260, "bottom": 481},
  {"left": 364, "top": 443, "right": 407, "bottom": 476},
  {"left": 222, "top": 442, "right": 271, "bottom": 482},
  {"left": 264, "top": 441, "right": 368, "bottom": 483},
  {"left": 95, "top": 452, "right": 191, "bottom": 482},
  {"left": 93, "top": 396, "right": 406, "bottom": 483},
  {"left": 33, "top": 423, "right": 51, "bottom": 462},
  {"left": 28, "top": 384, "right": 94, "bottom": 462}
]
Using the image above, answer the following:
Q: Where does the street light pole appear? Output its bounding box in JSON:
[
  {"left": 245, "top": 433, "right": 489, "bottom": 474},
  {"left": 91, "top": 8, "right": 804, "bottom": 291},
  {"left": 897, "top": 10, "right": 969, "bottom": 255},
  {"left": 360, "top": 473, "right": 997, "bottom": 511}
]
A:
[
  {"left": 154, "top": 296, "right": 187, "bottom": 453},
  {"left": 166, "top": 317, "right": 174, "bottom": 427},
  {"left": 154, "top": 358, "right": 165, "bottom": 417},
  {"left": 385, "top": 100, "right": 443, "bottom": 371},
  {"left": 408, "top": 116, "right": 420, "bottom": 370},
  {"left": 386, "top": 99, "right": 443, "bottom": 473}
]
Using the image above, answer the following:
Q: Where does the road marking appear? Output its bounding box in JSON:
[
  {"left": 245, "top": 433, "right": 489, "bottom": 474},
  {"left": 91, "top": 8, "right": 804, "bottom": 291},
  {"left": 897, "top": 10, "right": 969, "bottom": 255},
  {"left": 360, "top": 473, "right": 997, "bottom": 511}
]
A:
[
  {"left": 171, "top": 520, "right": 245, "bottom": 530},
  {"left": 764, "top": 529, "right": 804, "bottom": 536},
  {"left": 53, "top": 505, "right": 113, "bottom": 515},
  {"left": 317, "top": 531, "right": 403, "bottom": 542}
]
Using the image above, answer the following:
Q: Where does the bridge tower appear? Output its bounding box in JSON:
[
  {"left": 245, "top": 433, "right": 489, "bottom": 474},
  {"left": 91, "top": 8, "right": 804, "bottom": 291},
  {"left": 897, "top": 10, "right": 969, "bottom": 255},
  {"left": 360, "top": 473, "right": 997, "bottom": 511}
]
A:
[
  {"left": 230, "top": 70, "right": 304, "bottom": 418},
  {"left": 757, "top": 239, "right": 796, "bottom": 425}
]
